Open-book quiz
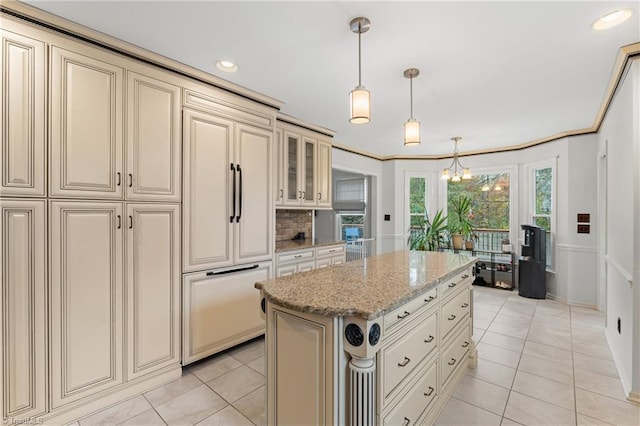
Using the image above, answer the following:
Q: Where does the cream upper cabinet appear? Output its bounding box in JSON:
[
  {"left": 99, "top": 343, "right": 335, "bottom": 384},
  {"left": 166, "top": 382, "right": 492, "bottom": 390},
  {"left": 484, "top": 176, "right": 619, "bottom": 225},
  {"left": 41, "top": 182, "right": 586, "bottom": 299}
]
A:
[
  {"left": 50, "top": 44, "right": 124, "bottom": 199},
  {"left": 0, "top": 23, "right": 46, "bottom": 197},
  {"left": 316, "top": 141, "right": 332, "bottom": 208},
  {"left": 274, "top": 129, "right": 285, "bottom": 205},
  {"left": 0, "top": 200, "right": 46, "bottom": 420},
  {"left": 126, "top": 71, "right": 181, "bottom": 202},
  {"left": 126, "top": 203, "right": 181, "bottom": 380},
  {"left": 183, "top": 108, "right": 273, "bottom": 272},
  {"left": 49, "top": 201, "right": 124, "bottom": 408}
]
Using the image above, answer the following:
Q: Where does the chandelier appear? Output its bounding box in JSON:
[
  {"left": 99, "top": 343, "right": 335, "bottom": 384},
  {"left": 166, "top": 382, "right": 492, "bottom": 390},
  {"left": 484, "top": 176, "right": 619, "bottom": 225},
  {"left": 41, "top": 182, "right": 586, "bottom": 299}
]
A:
[{"left": 441, "top": 137, "right": 471, "bottom": 182}]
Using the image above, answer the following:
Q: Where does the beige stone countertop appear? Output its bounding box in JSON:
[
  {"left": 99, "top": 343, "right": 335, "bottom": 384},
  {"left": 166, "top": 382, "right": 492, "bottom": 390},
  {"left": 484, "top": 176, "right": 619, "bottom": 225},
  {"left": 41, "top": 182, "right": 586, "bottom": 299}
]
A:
[
  {"left": 275, "top": 239, "right": 345, "bottom": 253},
  {"left": 256, "top": 250, "right": 476, "bottom": 320}
]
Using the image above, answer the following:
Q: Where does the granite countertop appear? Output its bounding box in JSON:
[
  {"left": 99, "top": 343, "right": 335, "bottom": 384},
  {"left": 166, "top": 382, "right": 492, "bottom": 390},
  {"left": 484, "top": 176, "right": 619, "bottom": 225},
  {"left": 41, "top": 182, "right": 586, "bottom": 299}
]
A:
[
  {"left": 275, "top": 239, "right": 345, "bottom": 253},
  {"left": 256, "top": 250, "right": 476, "bottom": 320}
]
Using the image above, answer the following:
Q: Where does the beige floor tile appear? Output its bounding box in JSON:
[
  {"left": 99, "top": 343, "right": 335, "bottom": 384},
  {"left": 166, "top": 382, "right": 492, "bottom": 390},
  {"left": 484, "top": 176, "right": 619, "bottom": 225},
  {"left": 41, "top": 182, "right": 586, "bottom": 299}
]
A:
[
  {"left": 466, "top": 357, "right": 517, "bottom": 389},
  {"left": 487, "top": 321, "right": 529, "bottom": 340},
  {"left": 517, "top": 353, "right": 574, "bottom": 385},
  {"left": 475, "top": 303, "right": 502, "bottom": 314},
  {"left": 155, "top": 384, "right": 227, "bottom": 426},
  {"left": 492, "top": 314, "right": 532, "bottom": 329},
  {"left": 196, "top": 406, "right": 254, "bottom": 426},
  {"left": 576, "top": 413, "right": 616, "bottom": 425},
  {"left": 574, "top": 369, "right": 627, "bottom": 401},
  {"left": 494, "top": 309, "right": 534, "bottom": 322},
  {"left": 511, "top": 370, "right": 575, "bottom": 410},
  {"left": 535, "top": 303, "right": 570, "bottom": 316},
  {"left": 227, "top": 337, "right": 265, "bottom": 364},
  {"left": 188, "top": 353, "right": 243, "bottom": 383},
  {"left": 80, "top": 395, "right": 151, "bottom": 425},
  {"left": 522, "top": 340, "right": 573, "bottom": 365},
  {"left": 500, "top": 418, "right": 524, "bottom": 425},
  {"left": 504, "top": 391, "right": 576, "bottom": 426},
  {"left": 526, "top": 326, "right": 572, "bottom": 350},
  {"left": 452, "top": 376, "right": 510, "bottom": 415},
  {"left": 480, "top": 331, "right": 525, "bottom": 353},
  {"left": 473, "top": 327, "right": 486, "bottom": 340},
  {"left": 573, "top": 352, "right": 619, "bottom": 378},
  {"left": 477, "top": 342, "right": 521, "bottom": 369},
  {"left": 572, "top": 340, "right": 614, "bottom": 359},
  {"left": 434, "top": 397, "right": 502, "bottom": 425},
  {"left": 530, "top": 313, "right": 571, "bottom": 331},
  {"left": 571, "top": 305, "right": 603, "bottom": 316},
  {"left": 144, "top": 373, "right": 201, "bottom": 408},
  {"left": 233, "top": 386, "right": 266, "bottom": 425},
  {"left": 207, "top": 365, "right": 265, "bottom": 403},
  {"left": 572, "top": 327, "right": 608, "bottom": 347},
  {"left": 117, "top": 408, "right": 165, "bottom": 426},
  {"left": 246, "top": 356, "right": 265, "bottom": 376},
  {"left": 473, "top": 316, "right": 494, "bottom": 330},
  {"left": 576, "top": 388, "right": 640, "bottom": 426}
]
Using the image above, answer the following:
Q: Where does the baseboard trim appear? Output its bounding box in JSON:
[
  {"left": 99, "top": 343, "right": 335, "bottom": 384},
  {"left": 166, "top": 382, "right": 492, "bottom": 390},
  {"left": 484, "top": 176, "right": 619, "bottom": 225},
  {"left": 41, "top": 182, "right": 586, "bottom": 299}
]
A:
[{"left": 628, "top": 391, "right": 640, "bottom": 405}]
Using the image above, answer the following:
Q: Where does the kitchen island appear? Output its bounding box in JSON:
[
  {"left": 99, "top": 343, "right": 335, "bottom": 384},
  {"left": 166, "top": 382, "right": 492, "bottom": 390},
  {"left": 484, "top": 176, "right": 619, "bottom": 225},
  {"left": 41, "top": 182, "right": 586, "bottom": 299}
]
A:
[{"left": 256, "top": 250, "right": 477, "bottom": 425}]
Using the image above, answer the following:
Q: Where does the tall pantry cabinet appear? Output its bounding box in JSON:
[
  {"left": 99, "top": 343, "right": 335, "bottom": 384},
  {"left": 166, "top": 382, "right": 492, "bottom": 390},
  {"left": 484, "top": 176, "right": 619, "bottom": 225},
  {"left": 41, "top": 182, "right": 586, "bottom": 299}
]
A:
[{"left": 1, "top": 15, "right": 182, "bottom": 422}]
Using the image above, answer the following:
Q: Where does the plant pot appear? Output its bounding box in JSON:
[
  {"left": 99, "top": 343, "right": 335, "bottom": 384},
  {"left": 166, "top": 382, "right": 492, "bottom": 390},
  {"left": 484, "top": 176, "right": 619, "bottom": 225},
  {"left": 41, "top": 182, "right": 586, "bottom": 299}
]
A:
[
  {"left": 465, "top": 240, "right": 474, "bottom": 250},
  {"left": 452, "top": 234, "right": 464, "bottom": 250}
]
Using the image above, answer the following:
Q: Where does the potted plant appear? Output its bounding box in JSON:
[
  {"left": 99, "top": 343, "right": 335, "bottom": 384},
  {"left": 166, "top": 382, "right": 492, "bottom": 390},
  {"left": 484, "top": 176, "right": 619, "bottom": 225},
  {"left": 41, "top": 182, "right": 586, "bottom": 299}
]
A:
[
  {"left": 449, "top": 195, "right": 475, "bottom": 250},
  {"left": 407, "top": 209, "right": 448, "bottom": 251}
]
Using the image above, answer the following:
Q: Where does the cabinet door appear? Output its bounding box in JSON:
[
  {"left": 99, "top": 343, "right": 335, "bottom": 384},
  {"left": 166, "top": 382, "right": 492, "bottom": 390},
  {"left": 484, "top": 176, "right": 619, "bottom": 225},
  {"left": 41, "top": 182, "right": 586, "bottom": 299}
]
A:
[
  {"left": 283, "top": 132, "right": 300, "bottom": 205},
  {"left": 0, "top": 26, "right": 46, "bottom": 197},
  {"left": 50, "top": 201, "right": 124, "bottom": 408},
  {"left": 316, "top": 141, "right": 332, "bottom": 208},
  {"left": 0, "top": 200, "right": 46, "bottom": 419},
  {"left": 301, "top": 138, "right": 316, "bottom": 205},
  {"left": 182, "top": 109, "right": 234, "bottom": 272},
  {"left": 182, "top": 262, "right": 271, "bottom": 364},
  {"left": 126, "top": 203, "right": 180, "bottom": 380},
  {"left": 126, "top": 71, "right": 181, "bottom": 202},
  {"left": 235, "top": 123, "right": 273, "bottom": 264},
  {"left": 50, "top": 45, "right": 124, "bottom": 199}
]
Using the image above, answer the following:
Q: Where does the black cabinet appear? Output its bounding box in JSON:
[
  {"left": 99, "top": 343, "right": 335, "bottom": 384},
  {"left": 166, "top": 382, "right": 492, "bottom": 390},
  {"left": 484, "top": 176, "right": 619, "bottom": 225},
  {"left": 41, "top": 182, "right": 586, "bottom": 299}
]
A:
[{"left": 438, "top": 248, "right": 515, "bottom": 290}]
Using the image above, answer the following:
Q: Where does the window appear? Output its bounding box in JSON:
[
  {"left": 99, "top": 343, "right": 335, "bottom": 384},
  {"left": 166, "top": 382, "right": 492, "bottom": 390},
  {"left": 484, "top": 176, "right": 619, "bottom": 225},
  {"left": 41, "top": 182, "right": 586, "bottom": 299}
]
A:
[
  {"left": 409, "top": 176, "right": 427, "bottom": 228},
  {"left": 532, "top": 166, "right": 554, "bottom": 267},
  {"left": 334, "top": 176, "right": 367, "bottom": 240}
]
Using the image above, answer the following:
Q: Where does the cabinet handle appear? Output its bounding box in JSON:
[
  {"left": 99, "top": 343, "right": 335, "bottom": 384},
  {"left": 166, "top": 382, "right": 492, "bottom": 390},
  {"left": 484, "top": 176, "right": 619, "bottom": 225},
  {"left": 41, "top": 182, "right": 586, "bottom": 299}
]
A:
[
  {"left": 280, "top": 189, "right": 283, "bottom": 199},
  {"left": 461, "top": 303, "right": 469, "bottom": 308},
  {"left": 116, "top": 215, "right": 122, "bottom": 229},
  {"left": 448, "top": 358, "right": 457, "bottom": 366},
  {"left": 318, "top": 192, "right": 321, "bottom": 200},
  {"left": 424, "top": 335, "right": 434, "bottom": 343},
  {"left": 397, "top": 357, "right": 411, "bottom": 367},
  {"left": 424, "top": 295, "right": 435, "bottom": 303},
  {"left": 236, "top": 164, "right": 242, "bottom": 222},
  {"left": 294, "top": 254, "right": 303, "bottom": 259},
  {"left": 128, "top": 215, "right": 133, "bottom": 229},
  {"left": 230, "top": 164, "right": 236, "bottom": 223},
  {"left": 397, "top": 311, "right": 410, "bottom": 319},
  {"left": 424, "top": 386, "right": 435, "bottom": 397},
  {"left": 448, "top": 314, "right": 456, "bottom": 321},
  {"left": 329, "top": 249, "right": 336, "bottom": 253},
  {"left": 448, "top": 282, "right": 457, "bottom": 288},
  {"left": 116, "top": 172, "right": 121, "bottom": 186},
  {"left": 302, "top": 190, "right": 306, "bottom": 199},
  {"left": 402, "top": 417, "right": 411, "bottom": 426},
  {"left": 298, "top": 190, "right": 302, "bottom": 199},
  {"left": 462, "top": 274, "right": 469, "bottom": 279},
  {"left": 462, "top": 341, "right": 469, "bottom": 348}
]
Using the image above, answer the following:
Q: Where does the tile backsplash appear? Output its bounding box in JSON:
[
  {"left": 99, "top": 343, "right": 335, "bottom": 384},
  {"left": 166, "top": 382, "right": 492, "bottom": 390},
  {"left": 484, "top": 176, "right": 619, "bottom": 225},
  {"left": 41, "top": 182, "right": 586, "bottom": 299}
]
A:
[{"left": 276, "top": 210, "right": 312, "bottom": 241}]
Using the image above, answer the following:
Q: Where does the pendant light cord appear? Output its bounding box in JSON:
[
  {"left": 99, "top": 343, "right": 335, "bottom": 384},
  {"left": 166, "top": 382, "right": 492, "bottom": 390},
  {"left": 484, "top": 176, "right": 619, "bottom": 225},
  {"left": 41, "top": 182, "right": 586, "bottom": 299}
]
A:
[
  {"left": 358, "top": 22, "right": 362, "bottom": 86},
  {"left": 409, "top": 75, "right": 414, "bottom": 119}
]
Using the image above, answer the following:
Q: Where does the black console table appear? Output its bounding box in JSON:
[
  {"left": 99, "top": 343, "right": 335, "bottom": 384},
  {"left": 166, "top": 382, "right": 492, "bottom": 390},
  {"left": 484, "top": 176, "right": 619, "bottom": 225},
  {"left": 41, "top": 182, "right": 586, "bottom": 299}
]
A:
[{"left": 439, "top": 248, "right": 515, "bottom": 290}]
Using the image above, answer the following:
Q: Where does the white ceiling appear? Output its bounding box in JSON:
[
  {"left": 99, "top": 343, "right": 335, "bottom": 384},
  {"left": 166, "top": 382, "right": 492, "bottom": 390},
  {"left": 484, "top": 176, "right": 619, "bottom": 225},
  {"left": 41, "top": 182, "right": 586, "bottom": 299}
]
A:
[{"left": 24, "top": 1, "right": 640, "bottom": 157}]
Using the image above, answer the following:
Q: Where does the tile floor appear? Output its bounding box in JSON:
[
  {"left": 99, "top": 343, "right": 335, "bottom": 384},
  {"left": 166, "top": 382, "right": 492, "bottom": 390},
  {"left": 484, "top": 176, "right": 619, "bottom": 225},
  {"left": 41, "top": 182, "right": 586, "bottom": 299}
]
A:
[{"left": 70, "top": 286, "right": 640, "bottom": 425}]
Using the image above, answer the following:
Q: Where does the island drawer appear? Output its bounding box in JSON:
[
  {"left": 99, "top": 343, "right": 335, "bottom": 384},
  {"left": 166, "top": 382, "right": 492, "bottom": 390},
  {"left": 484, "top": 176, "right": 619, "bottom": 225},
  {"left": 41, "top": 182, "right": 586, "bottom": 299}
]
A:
[
  {"left": 441, "top": 322, "right": 471, "bottom": 387},
  {"left": 383, "top": 287, "right": 438, "bottom": 333},
  {"left": 277, "top": 249, "right": 314, "bottom": 263},
  {"left": 382, "top": 361, "right": 438, "bottom": 426},
  {"left": 441, "top": 286, "right": 470, "bottom": 341},
  {"left": 440, "top": 267, "right": 472, "bottom": 299},
  {"left": 316, "top": 244, "right": 345, "bottom": 257},
  {"left": 380, "top": 311, "right": 438, "bottom": 402}
]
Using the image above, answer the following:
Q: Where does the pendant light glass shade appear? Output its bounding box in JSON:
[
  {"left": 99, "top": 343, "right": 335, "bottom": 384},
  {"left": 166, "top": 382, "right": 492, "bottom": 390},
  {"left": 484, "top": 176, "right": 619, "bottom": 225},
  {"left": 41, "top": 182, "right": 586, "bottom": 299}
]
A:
[
  {"left": 403, "top": 68, "right": 420, "bottom": 146},
  {"left": 349, "top": 17, "right": 371, "bottom": 124},
  {"left": 350, "top": 85, "right": 370, "bottom": 124}
]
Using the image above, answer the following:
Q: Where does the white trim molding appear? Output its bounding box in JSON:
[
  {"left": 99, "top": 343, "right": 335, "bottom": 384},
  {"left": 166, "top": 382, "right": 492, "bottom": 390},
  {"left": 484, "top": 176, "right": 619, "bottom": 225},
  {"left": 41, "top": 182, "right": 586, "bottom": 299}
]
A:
[
  {"left": 604, "top": 254, "right": 634, "bottom": 287},
  {"left": 555, "top": 244, "right": 597, "bottom": 254}
]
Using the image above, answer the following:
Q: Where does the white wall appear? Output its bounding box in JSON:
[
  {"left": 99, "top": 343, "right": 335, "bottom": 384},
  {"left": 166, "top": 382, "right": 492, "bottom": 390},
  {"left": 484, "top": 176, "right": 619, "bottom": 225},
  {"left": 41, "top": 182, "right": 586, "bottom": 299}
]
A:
[{"left": 597, "top": 59, "right": 639, "bottom": 401}]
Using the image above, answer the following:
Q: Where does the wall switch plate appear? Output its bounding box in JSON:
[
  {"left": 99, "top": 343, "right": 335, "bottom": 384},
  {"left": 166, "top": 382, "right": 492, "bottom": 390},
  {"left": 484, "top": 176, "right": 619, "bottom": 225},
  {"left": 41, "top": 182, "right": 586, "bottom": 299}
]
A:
[
  {"left": 577, "top": 213, "right": 590, "bottom": 223},
  {"left": 577, "top": 224, "right": 590, "bottom": 234},
  {"left": 384, "top": 214, "right": 390, "bottom": 221}
]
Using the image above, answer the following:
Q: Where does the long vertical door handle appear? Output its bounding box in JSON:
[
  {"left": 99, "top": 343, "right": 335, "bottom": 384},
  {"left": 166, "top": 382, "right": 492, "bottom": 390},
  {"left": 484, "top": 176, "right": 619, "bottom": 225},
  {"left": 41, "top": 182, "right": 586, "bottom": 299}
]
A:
[
  {"left": 230, "top": 163, "right": 236, "bottom": 223},
  {"left": 128, "top": 215, "right": 133, "bottom": 229},
  {"left": 116, "top": 215, "right": 122, "bottom": 229},
  {"left": 236, "top": 164, "right": 242, "bottom": 223}
]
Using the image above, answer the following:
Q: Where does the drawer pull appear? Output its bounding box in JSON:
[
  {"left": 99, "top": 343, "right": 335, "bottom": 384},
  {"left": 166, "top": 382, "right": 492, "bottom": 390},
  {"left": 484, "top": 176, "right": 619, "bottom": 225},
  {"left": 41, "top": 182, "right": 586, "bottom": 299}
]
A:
[
  {"left": 424, "top": 295, "right": 435, "bottom": 303},
  {"left": 402, "top": 417, "right": 411, "bottom": 426},
  {"left": 448, "top": 282, "right": 457, "bottom": 288},
  {"left": 462, "top": 341, "right": 469, "bottom": 348},
  {"left": 448, "top": 314, "right": 456, "bottom": 321},
  {"left": 397, "top": 357, "right": 411, "bottom": 367},
  {"left": 424, "top": 335, "right": 434, "bottom": 343},
  {"left": 462, "top": 274, "right": 469, "bottom": 279},
  {"left": 397, "top": 311, "right": 411, "bottom": 319},
  {"left": 294, "top": 254, "right": 303, "bottom": 258},
  {"left": 461, "top": 303, "right": 469, "bottom": 308},
  {"left": 424, "top": 386, "right": 435, "bottom": 397},
  {"left": 448, "top": 358, "right": 457, "bottom": 366}
]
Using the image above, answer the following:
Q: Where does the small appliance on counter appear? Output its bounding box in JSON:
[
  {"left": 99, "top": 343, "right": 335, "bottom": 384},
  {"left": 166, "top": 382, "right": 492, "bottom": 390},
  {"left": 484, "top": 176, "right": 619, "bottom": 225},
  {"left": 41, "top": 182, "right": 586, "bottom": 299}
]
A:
[
  {"left": 518, "top": 224, "right": 546, "bottom": 299},
  {"left": 291, "top": 232, "right": 305, "bottom": 240}
]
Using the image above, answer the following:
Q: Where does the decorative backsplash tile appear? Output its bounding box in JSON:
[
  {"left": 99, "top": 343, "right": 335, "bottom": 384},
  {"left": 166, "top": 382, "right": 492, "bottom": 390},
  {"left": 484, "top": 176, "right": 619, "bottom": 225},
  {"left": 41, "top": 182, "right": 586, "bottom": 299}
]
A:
[{"left": 276, "top": 210, "right": 313, "bottom": 241}]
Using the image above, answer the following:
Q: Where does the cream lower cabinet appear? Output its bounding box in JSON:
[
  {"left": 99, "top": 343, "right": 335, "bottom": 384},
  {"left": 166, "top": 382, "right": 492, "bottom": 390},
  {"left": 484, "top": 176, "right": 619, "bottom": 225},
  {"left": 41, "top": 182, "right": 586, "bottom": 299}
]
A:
[
  {"left": 182, "top": 262, "right": 271, "bottom": 364},
  {"left": 0, "top": 200, "right": 47, "bottom": 421}
]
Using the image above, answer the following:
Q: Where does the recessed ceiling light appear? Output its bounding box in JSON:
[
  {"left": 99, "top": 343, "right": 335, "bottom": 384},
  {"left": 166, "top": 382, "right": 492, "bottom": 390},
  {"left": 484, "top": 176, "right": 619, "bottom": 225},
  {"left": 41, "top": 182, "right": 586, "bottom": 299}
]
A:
[
  {"left": 215, "top": 60, "right": 238, "bottom": 72},
  {"left": 592, "top": 9, "right": 633, "bottom": 30}
]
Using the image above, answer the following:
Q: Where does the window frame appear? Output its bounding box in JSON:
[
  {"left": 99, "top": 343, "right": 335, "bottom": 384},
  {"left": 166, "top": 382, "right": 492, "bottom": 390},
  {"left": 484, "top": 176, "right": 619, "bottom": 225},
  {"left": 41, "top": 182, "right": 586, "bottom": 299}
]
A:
[
  {"left": 526, "top": 159, "right": 556, "bottom": 270},
  {"left": 404, "top": 172, "right": 432, "bottom": 235}
]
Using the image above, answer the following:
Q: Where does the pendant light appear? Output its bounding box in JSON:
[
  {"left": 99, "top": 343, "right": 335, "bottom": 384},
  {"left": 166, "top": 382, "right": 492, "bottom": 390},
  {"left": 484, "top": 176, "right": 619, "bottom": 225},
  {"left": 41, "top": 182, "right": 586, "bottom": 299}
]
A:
[
  {"left": 441, "top": 137, "right": 472, "bottom": 181},
  {"left": 349, "top": 17, "right": 371, "bottom": 124},
  {"left": 403, "top": 68, "right": 420, "bottom": 146}
]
